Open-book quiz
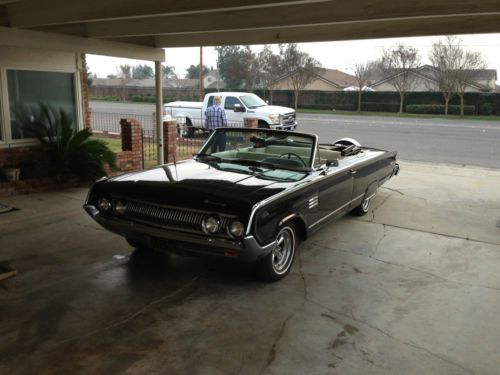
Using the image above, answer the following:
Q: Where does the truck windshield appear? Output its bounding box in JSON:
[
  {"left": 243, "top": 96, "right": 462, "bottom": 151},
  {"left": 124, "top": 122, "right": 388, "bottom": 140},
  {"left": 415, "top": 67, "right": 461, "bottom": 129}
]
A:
[{"left": 240, "top": 94, "right": 267, "bottom": 109}]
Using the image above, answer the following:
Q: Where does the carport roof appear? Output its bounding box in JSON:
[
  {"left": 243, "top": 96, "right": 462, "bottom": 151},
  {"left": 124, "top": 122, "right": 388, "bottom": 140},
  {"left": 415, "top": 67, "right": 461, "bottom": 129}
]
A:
[{"left": 1, "top": 0, "right": 500, "bottom": 52}]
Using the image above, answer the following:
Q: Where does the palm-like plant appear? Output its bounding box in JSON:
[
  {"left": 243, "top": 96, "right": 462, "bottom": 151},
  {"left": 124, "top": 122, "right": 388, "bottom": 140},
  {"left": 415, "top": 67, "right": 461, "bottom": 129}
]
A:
[{"left": 20, "top": 104, "right": 116, "bottom": 181}]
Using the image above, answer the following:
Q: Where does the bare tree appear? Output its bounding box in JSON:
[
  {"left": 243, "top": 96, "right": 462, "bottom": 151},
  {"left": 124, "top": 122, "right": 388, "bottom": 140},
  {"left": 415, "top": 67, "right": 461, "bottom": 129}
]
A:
[
  {"left": 117, "top": 64, "right": 132, "bottom": 101},
  {"left": 453, "top": 45, "right": 485, "bottom": 116},
  {"left": 353, "top": 61, "right": 376, "bottom": 111},
  {"left": 429, "top": 36, "right": 460, "bottom": 115},
  {"left": 380, "top": 44, "right": 421, "bottom": 113},
  {"left": 258, "top": 45, "right": 283, "bottom": 104},
  {"left": 281, "top": 44, "right": 323, "bottom": 110}
]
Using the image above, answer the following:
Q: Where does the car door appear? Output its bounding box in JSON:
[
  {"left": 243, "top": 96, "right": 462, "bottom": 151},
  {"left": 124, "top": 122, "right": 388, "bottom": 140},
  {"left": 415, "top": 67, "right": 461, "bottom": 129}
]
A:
[
  {"left": 224, "top": 96, "right": 245, "bottom": 125},
  {"left": 307, "top": 165, "right": 354, "bottom": 231}
]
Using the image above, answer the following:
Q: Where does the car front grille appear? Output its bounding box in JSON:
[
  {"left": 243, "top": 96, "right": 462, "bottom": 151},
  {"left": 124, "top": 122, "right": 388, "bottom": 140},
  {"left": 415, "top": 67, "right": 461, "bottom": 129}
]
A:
[
  {"left": 282, "top": 112, "right": 296, "bottom": 125},
  {"left": 123, "top": 199, "right": 232, "bottom": 234}
]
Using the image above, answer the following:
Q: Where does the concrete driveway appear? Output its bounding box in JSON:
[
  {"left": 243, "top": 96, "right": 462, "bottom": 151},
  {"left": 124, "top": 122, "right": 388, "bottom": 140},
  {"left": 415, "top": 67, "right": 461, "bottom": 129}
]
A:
[{"left": 1, "top": 161, "right": 499, "bottom": 374}]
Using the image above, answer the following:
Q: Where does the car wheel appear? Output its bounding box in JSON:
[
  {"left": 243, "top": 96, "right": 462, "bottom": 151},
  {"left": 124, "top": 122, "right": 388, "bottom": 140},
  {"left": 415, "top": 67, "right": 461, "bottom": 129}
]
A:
[
  {"left": 257, "top": 224, "right": 297, "bottom": 282},
  {"left": 351, "top": 196, "right": 371, "bottom": 216}
]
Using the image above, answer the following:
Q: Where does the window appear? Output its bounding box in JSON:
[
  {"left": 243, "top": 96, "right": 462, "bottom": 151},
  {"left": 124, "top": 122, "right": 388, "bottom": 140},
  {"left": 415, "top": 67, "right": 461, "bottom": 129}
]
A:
[
  {"left": 224, "top": 96, "right": 242, "bottom": 110},
  {"left": 207, "top": 95, "right": 214, "bottom": 107},
  {"left": 7, "top": 70, "right": 76, "bottom": 140}
]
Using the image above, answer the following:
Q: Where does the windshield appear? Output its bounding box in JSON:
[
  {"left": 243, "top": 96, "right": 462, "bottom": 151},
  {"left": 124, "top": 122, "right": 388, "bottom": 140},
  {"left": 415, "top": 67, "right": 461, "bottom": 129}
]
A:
[
  {"left": 197, "top": 129, "right": 316, "bottom": 173},
  {"left": 239, "top": 94, "right": 267, "bottom": 108}
]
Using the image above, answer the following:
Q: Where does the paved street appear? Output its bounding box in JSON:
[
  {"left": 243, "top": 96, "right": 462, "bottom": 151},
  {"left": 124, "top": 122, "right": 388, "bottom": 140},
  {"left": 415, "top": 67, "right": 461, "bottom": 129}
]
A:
[{"left": 90, "top": 101, "right": 500, "bottom": 168}]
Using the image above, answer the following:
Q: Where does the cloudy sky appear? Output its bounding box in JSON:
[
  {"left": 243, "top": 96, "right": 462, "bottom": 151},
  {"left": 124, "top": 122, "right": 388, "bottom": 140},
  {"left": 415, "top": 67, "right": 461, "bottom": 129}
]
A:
[{"left": 87, "top": 33, "right": 500, "bottom": 83}]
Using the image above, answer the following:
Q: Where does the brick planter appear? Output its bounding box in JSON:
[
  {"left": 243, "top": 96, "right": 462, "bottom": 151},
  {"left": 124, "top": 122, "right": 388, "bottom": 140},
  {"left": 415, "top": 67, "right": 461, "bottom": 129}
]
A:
[{"left": 0, "top": 176, "right": 80, "bottom": 197}]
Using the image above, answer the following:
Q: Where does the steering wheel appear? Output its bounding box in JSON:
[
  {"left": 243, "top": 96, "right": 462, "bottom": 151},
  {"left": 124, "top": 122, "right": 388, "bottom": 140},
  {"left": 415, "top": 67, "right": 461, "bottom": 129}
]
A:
[{"left": 279, "top": 153, "right": 307, "bottom": 167}]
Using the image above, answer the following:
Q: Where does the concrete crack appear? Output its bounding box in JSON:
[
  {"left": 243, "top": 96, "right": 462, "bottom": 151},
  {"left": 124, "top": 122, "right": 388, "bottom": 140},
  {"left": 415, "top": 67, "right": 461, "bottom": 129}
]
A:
[
  {"left": 371, "top": 224, "right": 387, "bottom": 257},
  {"left": 260, "top": 250, "right": 308, "bottom": 374},
  {"left": 310, "top": 241, "right": 500, "bottom": 292},
  {"left": 370, "top": 194, "right": 394, "bottom": 222},
  {"left": 308, "top": 299, "right": 474, "bottom": 375},
  {"left": 45, "top": 270, "right": 207, "bottom": 351},
  {"left": 381, "top": 187, "right": 405, "bottom": 195}
]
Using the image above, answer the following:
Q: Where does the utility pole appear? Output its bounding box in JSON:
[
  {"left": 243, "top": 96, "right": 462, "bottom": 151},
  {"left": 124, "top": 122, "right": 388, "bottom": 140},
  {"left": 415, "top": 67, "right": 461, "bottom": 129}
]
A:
[{"left": 199, "top": 46, "right": 204, "bottom": 101}]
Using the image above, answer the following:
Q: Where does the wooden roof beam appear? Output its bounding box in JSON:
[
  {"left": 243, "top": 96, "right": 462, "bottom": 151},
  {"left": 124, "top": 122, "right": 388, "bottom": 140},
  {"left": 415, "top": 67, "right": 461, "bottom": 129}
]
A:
[
  {"left": 6, "top": 0, "right": 328, "bottom": 27},
  {"left": 58, "top": 0, "right": 500, "bottom": 38},
  {"left": 145, "top": 14, "right": 500, "bottom": 47}
]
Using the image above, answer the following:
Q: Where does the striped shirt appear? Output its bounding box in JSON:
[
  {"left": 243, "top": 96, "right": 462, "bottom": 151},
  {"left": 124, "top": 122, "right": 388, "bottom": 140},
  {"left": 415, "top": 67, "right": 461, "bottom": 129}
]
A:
[{"left": 204, "top": 104, "right": 228, "bottom": 130}]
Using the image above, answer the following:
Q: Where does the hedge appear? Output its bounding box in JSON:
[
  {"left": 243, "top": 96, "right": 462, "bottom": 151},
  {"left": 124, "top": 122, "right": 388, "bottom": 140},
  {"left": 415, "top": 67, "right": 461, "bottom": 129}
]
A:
[{"left": 406, "top": 104, "right": 476, "bottom": 115}]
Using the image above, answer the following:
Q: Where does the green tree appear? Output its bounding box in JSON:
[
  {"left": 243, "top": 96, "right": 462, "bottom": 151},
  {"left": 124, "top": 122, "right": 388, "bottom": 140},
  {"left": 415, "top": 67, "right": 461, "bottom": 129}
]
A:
[
  {"left": 215, "top": 45, "right": 253, "bottom": 89},
  {"left": 258, "top": 45, "right": 283, "bottom": 103},
  {"left": 162, "top": 65, "right": 177, "bottom": 79},
  {"left": 185, "top": 64, "right": 209, "bottom": 79},
  {"left": 132, "top": 64, "right": 154, "bottom": 79}
]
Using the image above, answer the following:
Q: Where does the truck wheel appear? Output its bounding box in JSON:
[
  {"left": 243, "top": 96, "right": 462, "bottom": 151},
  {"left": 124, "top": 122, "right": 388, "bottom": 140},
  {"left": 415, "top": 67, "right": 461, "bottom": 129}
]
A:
[
  {"left": 258, "top": 121, "right": 270, "bottom": 129},
  {"left": 256, "top": 223, "right": 297, "bottom": 282},
  {"left": 351, "top": 196, "right": 371, "bottom": 216}
]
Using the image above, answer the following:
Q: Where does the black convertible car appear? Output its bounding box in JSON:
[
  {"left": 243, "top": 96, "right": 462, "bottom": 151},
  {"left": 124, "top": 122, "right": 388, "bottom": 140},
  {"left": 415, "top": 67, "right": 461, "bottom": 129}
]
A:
[{"left": 84, "top": 128, "right": 399, "bottom": 281}]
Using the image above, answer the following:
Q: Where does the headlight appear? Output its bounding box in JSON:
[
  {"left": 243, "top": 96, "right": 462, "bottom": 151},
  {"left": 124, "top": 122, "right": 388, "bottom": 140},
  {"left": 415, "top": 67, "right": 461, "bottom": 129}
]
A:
[
  {"left": 97, "top": 197, "right": 111, "bottom": 212},
  {"left": 268, "top": 114, "right": 281, "bottom": 124},
  {"left": 115, "top": 200, "right": 127, "bottom": 215},
  {"left": 203, "top": 216, "right": 220, "bottom": 234},
  {"left": 227, "top": 220, "right": 245, "bottom": 238}
]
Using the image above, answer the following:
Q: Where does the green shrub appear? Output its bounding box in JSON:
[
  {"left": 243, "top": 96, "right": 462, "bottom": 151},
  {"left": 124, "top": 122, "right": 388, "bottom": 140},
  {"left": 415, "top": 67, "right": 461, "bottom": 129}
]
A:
[
  {"left": 406, "top": 104, "right": 475, "bottom": 115},
  {"left": 89, "top": 95, "right": 121, "bottom": 102},
  {"left": 19, "top": 104, "right": 116, "bottom": 181},
  {"left": 479, "top": 102, "right": 494, "bottom": 116}
]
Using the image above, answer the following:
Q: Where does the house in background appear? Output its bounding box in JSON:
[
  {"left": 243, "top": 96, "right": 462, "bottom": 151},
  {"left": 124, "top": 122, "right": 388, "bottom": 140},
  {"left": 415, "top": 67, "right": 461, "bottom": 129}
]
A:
[
  {"left": 273, "top": 68, "right": 357, "bottom": 91},
  {"left": 204, "top": 70, "right": 225, "bottom": 90},
  {"left": 369, "top": 65, "right": 497, "bottom": 92}
]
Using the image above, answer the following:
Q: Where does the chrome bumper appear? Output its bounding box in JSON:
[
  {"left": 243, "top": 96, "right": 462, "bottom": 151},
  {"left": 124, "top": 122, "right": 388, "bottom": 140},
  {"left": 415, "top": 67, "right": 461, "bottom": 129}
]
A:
[{"left": 84, "top": 205, "right": 275, "bottom": 262}]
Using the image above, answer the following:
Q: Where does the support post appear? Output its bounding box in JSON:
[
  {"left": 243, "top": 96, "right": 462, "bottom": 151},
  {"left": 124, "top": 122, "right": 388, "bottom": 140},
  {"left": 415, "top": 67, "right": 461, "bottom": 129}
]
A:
[{"left": 155, "top": 60, "right": 164, "bottom": 164}]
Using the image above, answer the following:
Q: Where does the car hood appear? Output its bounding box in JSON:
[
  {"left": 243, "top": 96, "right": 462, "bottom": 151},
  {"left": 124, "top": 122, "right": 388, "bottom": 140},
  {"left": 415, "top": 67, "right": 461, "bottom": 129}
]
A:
[
  {"left": 89, "top": 160, "right": 305, "bottom": 217},
  {"left": 250, "top": 105, "right": 294, "bottom": 115}
]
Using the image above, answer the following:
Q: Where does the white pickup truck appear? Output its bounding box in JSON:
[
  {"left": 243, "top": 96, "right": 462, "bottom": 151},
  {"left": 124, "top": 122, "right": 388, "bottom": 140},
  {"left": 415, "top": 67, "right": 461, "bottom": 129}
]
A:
[{"left": 164, "top": 92, "right": 297, "bottom": 135}]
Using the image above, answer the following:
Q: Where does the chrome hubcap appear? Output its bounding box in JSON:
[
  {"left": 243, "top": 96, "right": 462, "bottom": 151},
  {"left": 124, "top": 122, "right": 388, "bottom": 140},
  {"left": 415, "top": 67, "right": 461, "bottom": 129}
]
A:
[
  {"left": 362, "top": 198, "right": 370, "bottom": 212},
  {"left": 272, "top": 227, "right": 295, "bottom": 275}
]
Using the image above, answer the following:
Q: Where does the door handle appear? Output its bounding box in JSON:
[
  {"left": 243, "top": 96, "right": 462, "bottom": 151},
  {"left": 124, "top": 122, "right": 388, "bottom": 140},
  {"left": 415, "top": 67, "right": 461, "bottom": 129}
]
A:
[{"left": 349, "top": 169, "right": 357, "bottom": 174}]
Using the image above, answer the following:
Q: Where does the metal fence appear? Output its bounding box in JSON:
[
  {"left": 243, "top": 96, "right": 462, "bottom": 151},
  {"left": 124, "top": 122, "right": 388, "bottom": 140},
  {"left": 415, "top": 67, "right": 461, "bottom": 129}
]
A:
[{"left": 90, "top": 109, "right": 244, "bottom": 168}]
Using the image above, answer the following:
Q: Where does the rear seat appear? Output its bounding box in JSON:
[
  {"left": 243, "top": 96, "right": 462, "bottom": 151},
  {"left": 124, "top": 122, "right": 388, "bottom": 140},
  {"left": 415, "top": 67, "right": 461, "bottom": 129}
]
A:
[{"left": 318, "top": 149, "right": 341, "bottom": 163}]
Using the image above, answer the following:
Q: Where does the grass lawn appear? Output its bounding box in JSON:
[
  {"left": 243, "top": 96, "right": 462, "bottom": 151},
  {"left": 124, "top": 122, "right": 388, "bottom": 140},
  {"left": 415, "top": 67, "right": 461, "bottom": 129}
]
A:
[
  {"left": 297, "top": 108, "right": 500, "bottom": 122},
  {"left": 94, "top": 135, "right": 198, "bottom": 169}
]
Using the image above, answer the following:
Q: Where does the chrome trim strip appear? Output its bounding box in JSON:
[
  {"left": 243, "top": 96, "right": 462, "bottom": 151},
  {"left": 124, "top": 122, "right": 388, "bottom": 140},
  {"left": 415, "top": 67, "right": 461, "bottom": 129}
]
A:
[
  {"left": 308, "top": 193, "right": 365, "bottom": 229},
  {"left": 245, "top": 151, "right": 384, "bottom": 235},
  {"left": 366, "top": 193, "right": 376, "bottom": 200},
  {"left": 278, "top": 213, "right": 298, "bottom": 227}
]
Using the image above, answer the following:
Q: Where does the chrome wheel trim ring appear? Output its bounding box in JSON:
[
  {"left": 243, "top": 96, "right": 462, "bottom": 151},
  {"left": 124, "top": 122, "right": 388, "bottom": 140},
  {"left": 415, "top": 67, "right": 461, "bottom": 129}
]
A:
[
  {"left": 272, "top": 227, "right": 295, "bottom": 275},
  {"left": 362, "top": 197, "right": 370, "bottom": 212}
]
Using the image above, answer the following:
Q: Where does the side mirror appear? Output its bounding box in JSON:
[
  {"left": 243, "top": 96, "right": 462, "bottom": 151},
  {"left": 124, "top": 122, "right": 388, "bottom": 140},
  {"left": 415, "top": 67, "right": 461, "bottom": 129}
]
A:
[
  {"left": 233, "top": 104, "right": 245, "bottom": 112},
  {"left": 326, "top": 160, "right": 339, "bottom": 167}
]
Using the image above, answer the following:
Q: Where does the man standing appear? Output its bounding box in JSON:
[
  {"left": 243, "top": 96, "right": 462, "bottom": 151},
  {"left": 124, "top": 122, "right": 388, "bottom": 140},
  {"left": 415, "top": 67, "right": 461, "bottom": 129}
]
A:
[{"left": 205, "top": 95, "right": 227, "bottom": 152}]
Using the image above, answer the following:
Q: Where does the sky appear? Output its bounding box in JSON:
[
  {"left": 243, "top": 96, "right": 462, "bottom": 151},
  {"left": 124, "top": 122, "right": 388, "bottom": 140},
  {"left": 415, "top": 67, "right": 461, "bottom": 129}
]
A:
[{"left": 86, "top": 33, "right": 500, "bottom": 83}]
